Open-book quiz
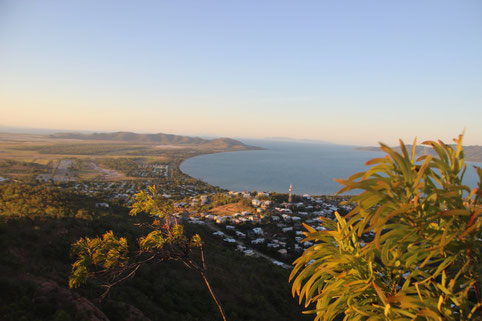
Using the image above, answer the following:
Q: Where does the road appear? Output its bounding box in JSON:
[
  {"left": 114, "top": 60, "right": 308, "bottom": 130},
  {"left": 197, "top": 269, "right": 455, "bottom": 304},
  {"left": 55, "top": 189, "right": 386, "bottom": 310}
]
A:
[{"left": 37, "top": 159, "right": 76, "bottom": 182}]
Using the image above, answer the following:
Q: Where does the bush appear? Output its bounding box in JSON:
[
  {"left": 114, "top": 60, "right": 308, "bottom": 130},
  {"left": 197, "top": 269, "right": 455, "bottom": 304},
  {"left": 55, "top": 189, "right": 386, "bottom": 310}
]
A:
[{"left": 290, "top": 135, "right": 481, "bottom": 320}]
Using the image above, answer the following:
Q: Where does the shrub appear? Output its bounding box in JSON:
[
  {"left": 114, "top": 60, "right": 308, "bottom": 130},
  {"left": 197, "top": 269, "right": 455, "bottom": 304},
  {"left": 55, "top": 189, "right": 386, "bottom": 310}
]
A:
[{"left": 290, "top": 135, "right": 481, "bottom": 320}]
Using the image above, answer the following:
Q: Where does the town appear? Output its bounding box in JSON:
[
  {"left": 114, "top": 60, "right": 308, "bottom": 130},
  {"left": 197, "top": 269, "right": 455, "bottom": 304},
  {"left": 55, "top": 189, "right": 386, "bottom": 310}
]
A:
[
  {"left": 0, "top": 170, "right": 353, "bottom": 269},
  {"left": 179, "top": 190, "right": 354, "bottom": 268}
]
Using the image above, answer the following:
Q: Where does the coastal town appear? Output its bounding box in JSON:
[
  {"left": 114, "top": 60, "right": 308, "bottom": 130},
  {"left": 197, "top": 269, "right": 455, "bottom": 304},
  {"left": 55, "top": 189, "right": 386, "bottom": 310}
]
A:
[
  {"left": 0, "top": 132, "right": 354, "bottom": 271},
  {"left": 180, "top": 190, "right": 354, "bottom": 268},
  {"left": 1, "top": 171, "right": 353, "bottom": 269}
]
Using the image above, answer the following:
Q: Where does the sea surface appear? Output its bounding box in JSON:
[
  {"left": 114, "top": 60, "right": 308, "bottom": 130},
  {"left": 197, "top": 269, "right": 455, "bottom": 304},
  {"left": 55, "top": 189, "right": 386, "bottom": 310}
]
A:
[{"left": 181, "top": 139, "right": 481, "bottom": 195}]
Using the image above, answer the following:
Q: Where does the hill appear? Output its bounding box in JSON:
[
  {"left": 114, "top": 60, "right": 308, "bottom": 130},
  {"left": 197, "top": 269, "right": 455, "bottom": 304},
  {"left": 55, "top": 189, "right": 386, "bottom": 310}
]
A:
[
  {"left": 50, "top": 132, "right": 260, "bottom": 150},
  {"left": 0, "top": 182, "right": 309, "bottom": 321},
  {"left": 358, "top": 144, "right": 482, "bottom": 162}
]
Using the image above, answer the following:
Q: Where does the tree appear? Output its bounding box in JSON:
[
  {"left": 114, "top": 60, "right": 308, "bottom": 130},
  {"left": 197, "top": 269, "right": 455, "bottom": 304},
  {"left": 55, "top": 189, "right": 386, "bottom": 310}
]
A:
[
  {"left": 290, "top": 134, "right": 481, "bottom": 320},
  {"left": 69, "top": 185, "right": 227, "bottom": 321}
]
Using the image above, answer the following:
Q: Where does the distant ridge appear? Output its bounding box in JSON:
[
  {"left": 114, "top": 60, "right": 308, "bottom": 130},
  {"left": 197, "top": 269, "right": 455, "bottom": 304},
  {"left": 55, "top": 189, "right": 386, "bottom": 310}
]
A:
[
  {"left": 264, "top": 137, "right": 334, "bottom": 145},
  {"left": 49, "top": 131, "right": 260, "bottom": 150},
  {"left": 358, "top": 144, "right": 482, "bottom": 163}
]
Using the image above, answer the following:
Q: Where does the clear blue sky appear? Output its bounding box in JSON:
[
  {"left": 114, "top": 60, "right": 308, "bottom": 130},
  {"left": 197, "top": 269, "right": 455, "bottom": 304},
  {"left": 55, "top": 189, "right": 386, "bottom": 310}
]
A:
[{"left": 1, "top": 0, "right": 481, "bottom": 145}]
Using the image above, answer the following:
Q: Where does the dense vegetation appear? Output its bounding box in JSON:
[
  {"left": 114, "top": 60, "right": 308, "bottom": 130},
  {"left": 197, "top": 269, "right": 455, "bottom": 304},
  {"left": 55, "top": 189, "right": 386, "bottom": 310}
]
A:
[
  {"left": 291, "top": 136, "right": 481, "bottom": 320},
  {"left": 0, "top": 182, "right": 309, "bottom": 321},
  {"left": 0, "top": 159, "right": 49, "bottom": 180}
]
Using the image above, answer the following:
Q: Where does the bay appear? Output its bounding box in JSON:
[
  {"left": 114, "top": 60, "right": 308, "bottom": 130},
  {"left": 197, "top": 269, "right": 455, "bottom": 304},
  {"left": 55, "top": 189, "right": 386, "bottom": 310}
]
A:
[{"left": 180, "top": 139, "right": 481, "bottom": 195}]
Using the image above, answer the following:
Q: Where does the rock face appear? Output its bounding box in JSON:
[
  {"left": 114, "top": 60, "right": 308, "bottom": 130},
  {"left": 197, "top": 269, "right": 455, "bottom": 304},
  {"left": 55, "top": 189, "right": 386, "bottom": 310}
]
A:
[{"left": 28, "top": 277, "right": 110, "bottom": 321}]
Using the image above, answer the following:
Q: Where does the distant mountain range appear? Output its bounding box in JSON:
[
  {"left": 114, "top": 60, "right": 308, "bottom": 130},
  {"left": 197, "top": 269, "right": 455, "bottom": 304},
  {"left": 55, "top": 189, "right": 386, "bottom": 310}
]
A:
[
  {"left": 263, "top": 137, "right": 334, "bottom": 145},
  {"left": 358, "top": 144, "right": 482, "bottom": 163},
  {"left": 49, "top": 131, "right": 260, "bottom": 150}
]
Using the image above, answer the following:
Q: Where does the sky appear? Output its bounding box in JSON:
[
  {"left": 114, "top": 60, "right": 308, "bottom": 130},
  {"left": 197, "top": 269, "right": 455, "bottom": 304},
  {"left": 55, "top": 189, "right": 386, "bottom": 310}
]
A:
[{"left": 1, "top": 0, "right": 481, "bottom": 146}]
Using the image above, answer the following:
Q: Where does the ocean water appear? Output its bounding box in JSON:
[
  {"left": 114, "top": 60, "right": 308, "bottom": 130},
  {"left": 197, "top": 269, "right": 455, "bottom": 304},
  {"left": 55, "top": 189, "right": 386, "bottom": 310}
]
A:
[{"left": 180, "top": 139, "right": 481, "bottom": 195}]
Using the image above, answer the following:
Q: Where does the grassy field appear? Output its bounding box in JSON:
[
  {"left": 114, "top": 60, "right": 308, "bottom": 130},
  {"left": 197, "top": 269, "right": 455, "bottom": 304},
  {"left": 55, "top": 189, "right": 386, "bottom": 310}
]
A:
[{"left": 0, "top": 133, "right": 245, "bottom": 182}]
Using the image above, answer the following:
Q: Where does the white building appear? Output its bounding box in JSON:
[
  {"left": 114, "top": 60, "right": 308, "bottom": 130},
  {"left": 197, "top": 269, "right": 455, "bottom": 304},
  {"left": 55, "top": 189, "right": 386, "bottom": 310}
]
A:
[
  {"left": 251, "top": 238, "right": 265, "bottom": 245},
  {"left": 235, "top": 231, "right": 246, "bottom": 238},
  {"left": 252, "top": 227, "right": 264, "bottom": 235}
]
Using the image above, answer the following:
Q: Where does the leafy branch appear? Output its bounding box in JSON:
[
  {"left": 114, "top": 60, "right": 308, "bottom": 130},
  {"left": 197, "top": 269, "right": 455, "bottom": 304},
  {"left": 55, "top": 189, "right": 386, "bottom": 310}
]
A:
[
  {"left": 291, "top": 134, "right": 481, "bottom": 320},
  {"left": 69, "top": 185, "right": 228, "bottom": 321}
]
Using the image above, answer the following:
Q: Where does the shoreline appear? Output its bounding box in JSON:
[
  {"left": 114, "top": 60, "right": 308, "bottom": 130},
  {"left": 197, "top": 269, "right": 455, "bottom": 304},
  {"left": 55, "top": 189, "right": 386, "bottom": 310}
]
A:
[
  {"left": 176, "top": 146, "right": 263, "bottom": 192},
  {"left": 177, "top": 148, "right": 347, "bottom": 197}
]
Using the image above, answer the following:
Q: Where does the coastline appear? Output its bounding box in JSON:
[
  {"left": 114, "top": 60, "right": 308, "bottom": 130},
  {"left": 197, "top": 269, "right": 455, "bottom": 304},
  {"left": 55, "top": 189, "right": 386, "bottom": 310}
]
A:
[
  {"left": 176, "top": 145, "right": 264, "bottom": 191},
  {"left": 177, "top": 141, "right": 482, "bottom": 195}
]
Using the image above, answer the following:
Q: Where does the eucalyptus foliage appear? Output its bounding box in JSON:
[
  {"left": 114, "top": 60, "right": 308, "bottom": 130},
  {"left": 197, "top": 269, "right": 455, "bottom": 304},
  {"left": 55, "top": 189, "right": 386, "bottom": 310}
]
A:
[
  {"left": 68, "top": 186, "right": 227, "bottom": 320},
  {"left": 290, "top": 135, "right": 481, "bottom": 320}
]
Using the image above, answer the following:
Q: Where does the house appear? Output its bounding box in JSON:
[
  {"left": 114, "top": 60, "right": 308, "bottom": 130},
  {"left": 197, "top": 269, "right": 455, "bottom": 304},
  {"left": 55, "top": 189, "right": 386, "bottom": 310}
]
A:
[
  {"left": 235, "top": 231, "right": 246, "bottom": 238},
  {"left": 272, "top": 260, "right": 285, "bottom": 267},
  {"left": 251, "top": 238, "right": 265, "bottom": 245},
  {"left": 252, "top": 227, "right": 264, "bottom": 235},
  {"left": 96, "top": 202, "right": 109, "bottom": 208},
  {"left": 261, "top": 200, "right": 272, "bottom": 209},
  {"left": 200, "top": 195, "right": 209, "bottom": 205},
  {"left": 189, "top": 219, "right": 205, "bottom": 225},
  {"left": 278, "top": 249, "right": 288, "bottom": 257},
  {"left": 251, "top": 199, "right": 261, "bottom": 207}
]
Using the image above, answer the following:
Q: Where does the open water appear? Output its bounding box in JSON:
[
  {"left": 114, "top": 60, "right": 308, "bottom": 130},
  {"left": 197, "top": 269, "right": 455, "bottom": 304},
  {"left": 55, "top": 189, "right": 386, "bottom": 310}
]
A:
[{"left": 180, "top": 139, "right": 481, "bottom": 195}]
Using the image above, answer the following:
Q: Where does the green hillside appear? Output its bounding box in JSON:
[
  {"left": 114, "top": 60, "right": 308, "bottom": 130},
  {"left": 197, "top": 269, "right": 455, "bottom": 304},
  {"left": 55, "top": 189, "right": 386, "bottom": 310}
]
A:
[{"left": 0, "top": 182, "right": 308, "bottom": 321}]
